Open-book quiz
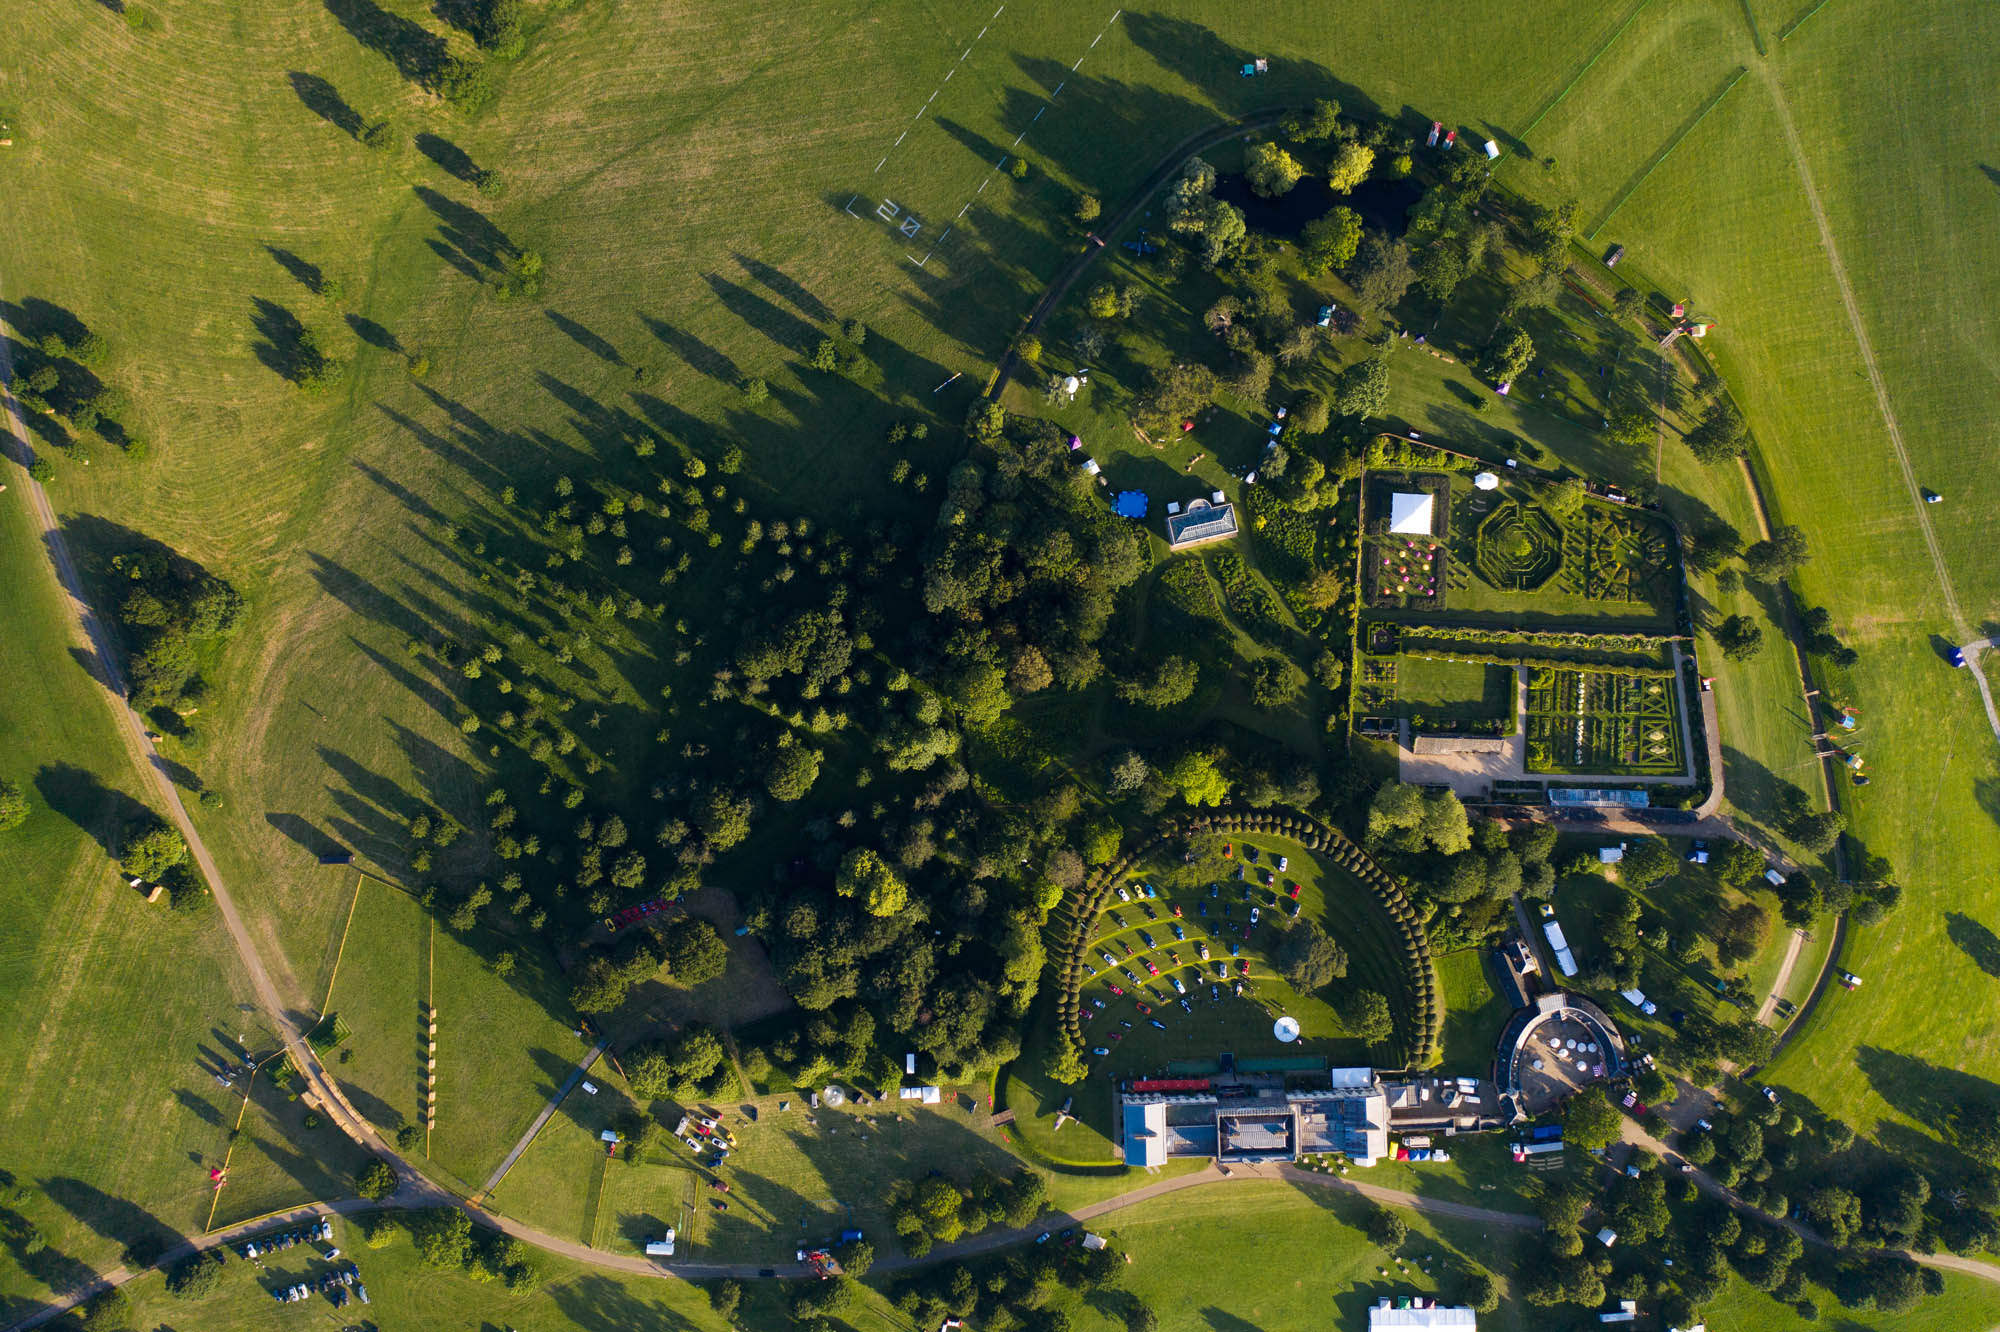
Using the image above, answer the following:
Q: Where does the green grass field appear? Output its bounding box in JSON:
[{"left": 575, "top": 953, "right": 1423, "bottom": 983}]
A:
[{"left": 1392, "top": 656, "right": 1514, "bottom": 727}]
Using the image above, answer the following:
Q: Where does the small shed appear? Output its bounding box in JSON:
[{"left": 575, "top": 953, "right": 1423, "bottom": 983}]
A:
[
  {"left": 1598, "top": 846, "right": 1624, "bottom": 864},
  {"left": 1081, "top": 457, "right": 1101, "bottom": 476},
  {"left": 1596, "top": 1227, "right": 1618, "bottom": 1247},
  {"left": 1483, "top": 139, "right": 1501, "bottom": 159},
  {"left": 1388, "top": 491, "right": 1436, "bottom": 535}
]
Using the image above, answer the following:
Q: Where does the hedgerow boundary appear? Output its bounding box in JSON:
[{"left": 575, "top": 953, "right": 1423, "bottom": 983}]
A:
[{"left": 1047, "top": 808, "right": 1440, "bottom": 1069}]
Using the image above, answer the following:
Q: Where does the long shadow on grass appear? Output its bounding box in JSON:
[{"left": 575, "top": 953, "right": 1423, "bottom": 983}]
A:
[
  {"left": 264, "top": 245, "right": 326, "bottom": 294},
  {"left": 414, "top": 184, "right": 515, "bottom": 274},
  {"left": 41, "top": 1177, "right": 180, "bottom": 1270},
  {"left": 1855, "top": 1045, "right": 2000, "bottom": 1171},
  {"left": 323, "top": 0, "right": 448, "bottom": 90},
  {"left": 1945, "top": 912, "right": 2000, "bottom": 980},
  {"left": 549, "top": 1272, "right": 705, "bottom": 1331},
  {"left": 734, "top": 254, "right": 832, "bottom": 325},
  {"left": 702, "top": 274, "right": 821, "bottom": 358},
  {"left": 413, "top": 131, "right": 480, "bottom": 182},
  {"left": 32, "top": 763, "right": 154, "bottom": 863},
  {"left": 546, "top": 309, "right": 625, "bottom": 366},
  {"left": 638, "top": 314, "right": 741, "bottom": 387},
  {"left": 285, "top": 71, "right": 365, "bottom": 138},
  {"left": 0, "top": 1187, "right": 97, "bottom": 1321}
]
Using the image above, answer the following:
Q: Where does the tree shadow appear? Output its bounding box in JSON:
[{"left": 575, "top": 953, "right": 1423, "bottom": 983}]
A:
[
  {"left": 413, "top": 131, "right": 481, "bottom": 182},
  {"left": 32, "top": 763, "right": 153, "bottom": 863},
  {"left": 1856, "top": 1045, "right": 2000, "bottom": 1170},
  {"left": 414, "top": 184, "right": 515, "bottom": 273},
  {"left": 1979, "top": 163, "right": 2000, "bottom": 193},
  {"left": 1946, "top": 912, "right": 2000, "bottom": 980},
  {"left": 545, "top": 309, "right": 625, "bottom": 365},
  {"left": 285, "top": 71, "right": 363, "bottom": 138},
  {"left": 173, "top": 1088, "right": 225, "bottom": 1130},
  {"left": 265, "top": 811, "right": 349, "bottom": 861},
  {"left": 322, "top": 0, "right": 448, "bottom": 90},
  {"left": 345, "top": 313, "right": 401, "bottom": 351},
  {"left": 41, "top": 1177, "right": 180, "bottom": 1270},
  {"left": 248, "top": 297, "right": 319, "bottom": 386},
  {"left": 638, "top": 313, "right": 740, "bottom": 386},
  {"left": 734, "top": 254, "right": 832, "bottom": 324},
  {"left": 701, "top": 273, "right": 820, "bottom": 358}
]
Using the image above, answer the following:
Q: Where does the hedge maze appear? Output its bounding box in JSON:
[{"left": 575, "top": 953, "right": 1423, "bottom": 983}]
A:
[{"left": 1473, "top": 501, "right": 1564, "bottom": 591}]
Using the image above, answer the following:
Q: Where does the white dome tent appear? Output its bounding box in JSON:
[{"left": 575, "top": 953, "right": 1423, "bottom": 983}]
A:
[{"left": 1273, "top": 1016, "right": 1301, "bottom": 1043}]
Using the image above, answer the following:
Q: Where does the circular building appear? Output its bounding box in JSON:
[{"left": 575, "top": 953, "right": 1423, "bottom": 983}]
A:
[{"left": 1494, "top": 991, "right": 1629, "bottom": 1116}]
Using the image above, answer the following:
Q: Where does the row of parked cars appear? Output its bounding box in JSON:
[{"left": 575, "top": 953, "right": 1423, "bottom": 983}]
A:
[{"left": 270, "top": 1263, "right": 366, "bottom": 1307}]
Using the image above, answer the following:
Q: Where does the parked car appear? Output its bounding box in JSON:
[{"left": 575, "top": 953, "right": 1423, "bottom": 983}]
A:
[
  {"left": 1243, "top": 846, "right": 1259, "bottom": 862},
  {"left": 1142, "top": 884, "right": 1159, "bottom": 899},
  {"left": 1171, "top": 923, "right": 1186, "bottom": 941},
  {"left": 1172, "top": 904, "right": 1183, "bottom": 918},
  {"left": 1284, "top": 900, "right": 1301, "bottom": 918},
  {"left": 1135, "top": 1003, "right": 1150, "bottom": 1014},
  {"left": 1214, "top": 961, "right": 1228, "bottom": 978},
  {"left": 1109, "top": 985, "right": 1124, "bottom": 996},
  {"left": 1210, "top": 984, "right": 1221, "bottom": 1001},
  {"left": 1150, "top": 1019, "right": 1167, "bottom": 1030},
  {"left": 1101, "top": 951, "right": 1117, "bottom": 965},
  {"left": 1238, "top": 960, "right": 1250, "bottom": 976},
  {"left": 1287, "top": 882, "right": 1301, "bottom": 899},
  {"left": 1138, "top": 931, "right": 1155, "bottom": 948},
  {"left": 1198, "top": 942, "right": 1211, "bottom": 960},
  {"left": 1275, "top": 855, "right": 1289, "bottom": 871},
  {"left": 1108, "top": 911, "right": 1126, "bottom": 928},
  {"left": 1116, "top": 885, "right": 1131, "bottom": 902},
  {"left": 1142, "top": 904, "right": 1158, "bottom": 920},
  {"left": 1209, "top": 883, "right": 1221, "bottom": 898},
  {"left": 1172, "top": 977, "right": 1186, "bottom": 994},
  {"left": 1092, "top": 1047, "right": 1110, "bottom": 1057},
  {"left": 1144, "top": 960, "right": 1159, "bottom": 976},
  {"left": 1198, "top": 902, "right": 1209, "bottom": 918},
  {"left": 1249, "top": 908, "right": 1261, "bottom": 925},
  {"left": 1090, "top": 998, "right": 1106, "bottom": 1009},
  {"left": 1122, "top": 969, "right": 1139, "bottom": 984}
]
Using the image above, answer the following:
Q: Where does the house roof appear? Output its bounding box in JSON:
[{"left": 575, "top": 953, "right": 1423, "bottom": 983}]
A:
[
  {"left": 1389, "top": 492, "right": 1436, "bottom": 534},
  {"left": 1165, "top": 498, "right": 1238, "bottom": 547}
]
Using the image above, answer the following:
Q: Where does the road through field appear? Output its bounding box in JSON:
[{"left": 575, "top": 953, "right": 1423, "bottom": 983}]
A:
[{"left": 1760, "top": 67, "right": 2000, "bottom": 746}]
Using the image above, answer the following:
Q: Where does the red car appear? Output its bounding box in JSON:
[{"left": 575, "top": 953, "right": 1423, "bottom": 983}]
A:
[
  {"left": 1287, "top": 883, "right": 1301, "bottom": 899},
  {"left": 1171, "top": 905, "right": 1183, "bottom": 918},
  {"left": 1110, "top": 1031, "right": 1124, "bottom": 1042},
  {"left": 1241, "top": 925, "right": 1252, "bottom": 940},
  {"left": 1238, "top": 960, "right": 1250, "bottom": 976},
  {"left": 1144, "top": 960, "right": 1160, "bottom": 976},
  {"left": 1135, "top": 1003, "right": 1151, "bottom": 1015},
  {"left": 1109, "top": 985, "right": 1124, "bottom": 996}
]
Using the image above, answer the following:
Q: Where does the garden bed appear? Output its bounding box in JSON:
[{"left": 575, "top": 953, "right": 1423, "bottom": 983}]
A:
[{"left": 1523, "top": 666, "right": 1686, "bottom": 776}]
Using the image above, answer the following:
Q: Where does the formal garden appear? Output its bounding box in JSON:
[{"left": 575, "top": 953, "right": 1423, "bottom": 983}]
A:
[{"left": 1524, "top": 666, "right": 1686, "bottom": 777}]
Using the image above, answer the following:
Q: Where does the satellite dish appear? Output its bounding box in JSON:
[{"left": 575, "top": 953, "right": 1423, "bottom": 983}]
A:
[{"left": 1273, "top": 1016, "right": 1301, "bottom": 1043}]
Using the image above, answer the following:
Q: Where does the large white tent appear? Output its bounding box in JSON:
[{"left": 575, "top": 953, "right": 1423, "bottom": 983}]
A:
[{"left": 1388, "top": 491, "right": 1436, "bottom": 534}]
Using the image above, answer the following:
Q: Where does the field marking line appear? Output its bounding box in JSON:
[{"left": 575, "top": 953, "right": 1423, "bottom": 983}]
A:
[
  {"left": 474, "top": 1038, "right": 611, "bottom": 1203},
  {"left": 874, "top": 155, "right": 888, "bottom": 173},
  {"left": 945, "top": 68, "right": 954, "bottom": 81},
  {"left": 1032, "top": 105, "right": 1045, "bottom": 121},
  {"left": 894, "top": 129, "right": 907, "bottom": 146},
  {"left": 1762, "top": 69, "right": 2000, "bottom": 743},
  {"left": 1072, "top": 56, "right": 1083, "bottom": 70},
  {"left": 1090, "top": 31, "right": 1101, "bottom": 46},
  {"left": 1517, "top": 0, "right": 1659, "bottom": 143},
  {"left": 425, "top": 915, "right": 435, "bottom": 1158},
  {"left": 1012, "top": 130, "right": 1025, "bottom": 146},
  {"left": 1052, "top": 79, "right": 1065, "bottom": 97},
  {"left": 317, "top": 872, "right": 367, "bottom": 1021},
  {"left": 992, "top": 2, "right": 1004, "bottom": 15},
  {"left": 1586, "top": 65, "right": 1747, "bottom": 239}
]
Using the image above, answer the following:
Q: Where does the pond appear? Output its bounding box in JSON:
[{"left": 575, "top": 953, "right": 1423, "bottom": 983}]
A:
[{"left": 1213, "top": 172, "right": 1423, "bottom": 238}]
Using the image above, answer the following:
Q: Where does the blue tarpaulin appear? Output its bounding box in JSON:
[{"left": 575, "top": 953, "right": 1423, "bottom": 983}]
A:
[{"left": 1112, "top": 491, "right": 1149, "bottom": 518}]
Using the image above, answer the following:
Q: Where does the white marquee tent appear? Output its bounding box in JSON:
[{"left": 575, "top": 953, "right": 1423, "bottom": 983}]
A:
[{"left": 1389, "top": 491, "right": 1436, "bottom": 534}]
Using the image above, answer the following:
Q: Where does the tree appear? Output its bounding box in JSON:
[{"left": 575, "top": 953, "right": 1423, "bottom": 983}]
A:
[
  {"left": 1247, "top": 657, "right": 1299, "bottom": 706},
  {"left": 1565, "top": 1087, "right": 1623, "bottom": 1151},
  {"left": 1807, "top": 1185, "right": 1864, "bottom": 1244},
  {"left": 77, "top": 1290, "right": 131, "bottom": 1332},
  {"left": 1338, "top": 989, "right": 1394, "bottom": 1043},
  {"left": 1298, "top": 206, "right": 1362, "bottom": 274},
  {"left": 1790, "top": 809, "right": 1845, "bottom": 854},
  {"left": 708, "top": 1278, "right": 744, "bottom": 1319},
  {"left": 1332, "top": 358, "right": 1391, "bottom": 420},
  {"left": 1327, "top": 142, "right": 1376, "bottom": 193},
  {"left": 1461, "top": 1270, "right": 1501, "bottom": 1314},
  {"left": 0, "top": 778, "right": 27, "bottom": 832},
  {"left": 627, "top": 1024, "right": 725, "bottom": 1098},
  {"left": 1075, "top": 192, "right": 1101, "bottom": 223},
  {"left": 1542, "top": 476, "right": 1586, "bottom": 520},
  {"left": 1291, "top": 391, "right": 1332, "bottom": 436},
  {"left": 410, "top": 1206, "right": 474, "bottom": 1268},
  {"left": 1415, "top": 240, "right": 1466, "bottom": 304},
  {"left": 1045, "top": 1033, "right": 1088, "bottom": 1085},
  {"left": 1349, "top": 232, "right": 1414, "bottom": 311},
  {"left": 1281, "top": 98, "right": 1341, "bottom": 142},
  {"left": 1245, "top": 141, "right": 1304, "bottom": 198},
  {"left": 1481, "top": 327, "right": 1535, "bottom": 385},
  {"left": 765, "top": 744, "right": 821, "bottom": 801},
  {"left": 1158, "top": 751, "right": 1228, "bottom": 807},
  {"left": 1605, "top": 408, "right": 1653, "bottom": 449},
  {"left": 355, "top": 1158, "right": 397, "bottom": 1201},
  {"left": 1116, "top": 655, "right": 1198, "bottom": 709},
  {"left": 1685, "top": 398, "right": 1748, "bottom": 464},
  {"left": 836, "top": 847, "right": 908, "bottom": 916},
  {"left": 1620, "top": 836, "right": 1678, "bottom": 887},
  {"left": 1364, "top": 1204, "right": 1407, "bottom": 1248},
  {"left": 166, "top": 1249, "right": 225, "bottom": 1298},
  {"left": 121, "top": 817, "right": 188, "bottom": 880},
  {"left": 1131, "top": 361, "right": 1217, "bottom": 435},
  {"left": 1744, "top": 525, "right": 1809, "bottom": 581},
  {"left": 1716, "top": 614, "right": 1765, "bottom": 661},
  {"left": 1276, "top": 919, "right": 1347, "bottom": 990},
  {"left": 661, "top": 916, "right": 728, "bottom": 985}
]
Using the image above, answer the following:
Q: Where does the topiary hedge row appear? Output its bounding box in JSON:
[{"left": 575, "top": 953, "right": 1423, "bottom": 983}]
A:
[{"left": 1046, "top": 807, "right": 1441, "bottom": 1069}]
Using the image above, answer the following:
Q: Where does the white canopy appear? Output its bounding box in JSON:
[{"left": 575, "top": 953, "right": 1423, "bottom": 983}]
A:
[
  {"left": 1273, "top": 1016, "right": 1301, "bottom": 1043},
  {"left": 1473, "top": 471, "right": 1500, "bottom": 490},
  {"left": 1388, "top": 491, "right": 1436, "bottom": 534}
]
